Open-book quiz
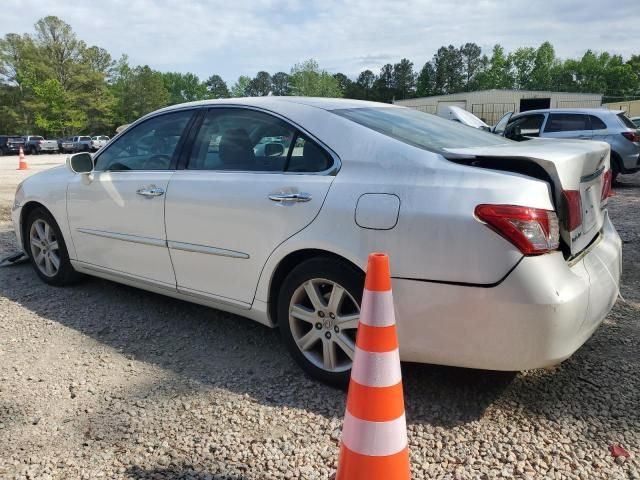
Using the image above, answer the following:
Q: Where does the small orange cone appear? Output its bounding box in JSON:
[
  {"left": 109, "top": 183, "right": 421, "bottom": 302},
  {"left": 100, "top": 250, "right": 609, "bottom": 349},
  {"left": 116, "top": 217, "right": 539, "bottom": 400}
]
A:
[
  {"left": 335, "top": 253, "right": 410, "bottom": 480},
  {"left": 17, "top": 145, "right": 28, "bottom": 170}
]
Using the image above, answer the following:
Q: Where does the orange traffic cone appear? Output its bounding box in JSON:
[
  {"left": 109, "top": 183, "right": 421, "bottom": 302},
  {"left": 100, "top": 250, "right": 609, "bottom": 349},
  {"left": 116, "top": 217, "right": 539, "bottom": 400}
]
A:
[
  {"left": 335, "top": 252, "right": 410, "bottom": 480},
  {"left": 17, "top": 145, "right": 28, "bottom": 170}
]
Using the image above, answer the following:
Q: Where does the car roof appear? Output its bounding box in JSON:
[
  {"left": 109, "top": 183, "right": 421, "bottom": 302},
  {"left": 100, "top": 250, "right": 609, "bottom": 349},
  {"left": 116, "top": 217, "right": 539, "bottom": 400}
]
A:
[
  {"left": 153, "top": 96, "right": 396, "bottom": 116},
  {"left": 513, "top": 108, "right": 622, "bottom": 117}
]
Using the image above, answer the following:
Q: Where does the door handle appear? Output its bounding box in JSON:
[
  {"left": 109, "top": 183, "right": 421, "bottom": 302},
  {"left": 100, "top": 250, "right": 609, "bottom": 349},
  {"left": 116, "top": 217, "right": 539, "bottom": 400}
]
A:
[
  {"left": 136, "top": 186, "right": 165, "bottom": 197},
  {"left": 268, "top": 192, "right": 312, "bottom": 203}
]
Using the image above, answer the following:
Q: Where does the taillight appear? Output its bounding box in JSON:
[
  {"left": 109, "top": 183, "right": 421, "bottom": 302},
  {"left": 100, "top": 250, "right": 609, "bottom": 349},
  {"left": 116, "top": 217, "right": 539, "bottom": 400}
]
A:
[
  {"left": 475, "top": 204, "right": 560, "bottom": 255},
  {"left": 621, "top": 131, "right": 640, "bottom": 142},
  {"left": 561, "top": 190, "right": 582, "bottom": 231},
  {"left": 601, "top": 170, "right": 614, "bottom": 200}
]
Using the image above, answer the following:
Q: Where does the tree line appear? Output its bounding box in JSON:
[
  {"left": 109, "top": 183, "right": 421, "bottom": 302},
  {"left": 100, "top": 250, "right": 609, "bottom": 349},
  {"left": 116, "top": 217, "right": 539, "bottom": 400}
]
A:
[{"left": 1, "top": 16, "right": 639, "bottom": 137}]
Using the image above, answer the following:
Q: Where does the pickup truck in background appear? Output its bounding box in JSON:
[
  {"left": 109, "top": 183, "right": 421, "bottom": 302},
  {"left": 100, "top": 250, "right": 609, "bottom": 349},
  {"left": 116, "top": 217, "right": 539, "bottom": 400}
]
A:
[
  {"left": 61, "top": 136, "right": 92, "bottom": 153},
  {"left": 90, "top": 135, "right": 110, "bottom": 151},
  {"left": 23, "top": 135, "right": 59, "bottom": 154},
  {"left": 0, "top": 136, "right": 25, "bottom": 155}
]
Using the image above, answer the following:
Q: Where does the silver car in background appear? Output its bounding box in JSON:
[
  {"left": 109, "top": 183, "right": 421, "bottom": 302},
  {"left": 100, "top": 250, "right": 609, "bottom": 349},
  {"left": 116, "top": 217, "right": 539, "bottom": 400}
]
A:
[
  {"left": 494, "top": 108, "right": 640, "bottom": 182},
  {"left": 11, "top": 97, "right": 621, "bottom": 385}
]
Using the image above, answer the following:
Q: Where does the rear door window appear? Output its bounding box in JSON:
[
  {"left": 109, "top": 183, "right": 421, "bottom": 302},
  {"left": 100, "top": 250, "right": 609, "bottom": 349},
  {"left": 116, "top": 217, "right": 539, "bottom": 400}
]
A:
[
  {"left": 544, "top": 114, "right": 589, "bottom": 133},
  {"left": 588, "top": 115, "right": 607, "bottom": 130}
]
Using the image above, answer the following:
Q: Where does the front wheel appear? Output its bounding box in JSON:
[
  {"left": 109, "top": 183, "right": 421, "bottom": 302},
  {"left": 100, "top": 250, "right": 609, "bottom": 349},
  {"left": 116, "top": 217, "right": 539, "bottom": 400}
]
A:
[
  {"left": 26, "top": 207, "right": 82, "bottom": 286},
  {"left": 278, "top": 257, "right": 364, "bottom": 385}
]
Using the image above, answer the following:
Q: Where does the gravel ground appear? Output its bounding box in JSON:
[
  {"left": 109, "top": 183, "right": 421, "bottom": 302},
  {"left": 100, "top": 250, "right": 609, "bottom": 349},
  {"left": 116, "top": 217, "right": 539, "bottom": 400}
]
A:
[{"left": 0, "top": 155, "right": 638, "bottom": 480}]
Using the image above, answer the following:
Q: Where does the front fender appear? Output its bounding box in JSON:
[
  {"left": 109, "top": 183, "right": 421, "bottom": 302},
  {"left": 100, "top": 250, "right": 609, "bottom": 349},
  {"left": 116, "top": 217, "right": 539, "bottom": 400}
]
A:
[{"left": 13, "top": 166, "right": 76, "bottom": 260}]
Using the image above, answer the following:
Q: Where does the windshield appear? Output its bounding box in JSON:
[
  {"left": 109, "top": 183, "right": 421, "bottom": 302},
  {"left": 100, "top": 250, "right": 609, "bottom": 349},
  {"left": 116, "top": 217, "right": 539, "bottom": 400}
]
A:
[{"left": 331, "top": 107, "right": 511, "bottom": 152}]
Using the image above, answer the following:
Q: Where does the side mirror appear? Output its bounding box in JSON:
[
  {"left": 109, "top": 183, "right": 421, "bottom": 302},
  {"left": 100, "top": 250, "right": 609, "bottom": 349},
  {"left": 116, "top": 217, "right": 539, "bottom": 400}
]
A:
[
  {"left": 264, "top": 142, "right": 285, "bottom": 157},
  {"left": 67, "top": 152, "right": 93, "bottom": 174}
]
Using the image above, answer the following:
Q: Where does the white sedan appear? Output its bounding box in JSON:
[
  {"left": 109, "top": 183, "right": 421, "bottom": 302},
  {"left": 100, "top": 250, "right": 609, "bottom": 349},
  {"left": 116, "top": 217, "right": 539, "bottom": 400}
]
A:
[{"left": 11, "top": 97, "right": 621, "bottom": 384}]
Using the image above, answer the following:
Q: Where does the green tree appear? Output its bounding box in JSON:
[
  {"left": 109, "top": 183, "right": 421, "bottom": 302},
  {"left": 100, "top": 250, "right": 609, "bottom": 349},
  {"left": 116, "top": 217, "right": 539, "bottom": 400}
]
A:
[
  {"left": 231, "top": 75, "right": 251, "bottom": 97},
  {"left": 459, "top": 42, "right": 483, "bottom": 90},
  {"left": 204, "top": 74, "right": 229, "bottom": 98},
  {"left": 351, "top": 69, "right": 376, "bottom": 100},
  {"left": 246, "top": 71, "right": 272, "bottom": 96},
  {"left": 475, "top": 45, "right": 513, "bottom": 90},
  {"left": 432, "top": 46, "right": 464, "bottom": 94},
  {"left": 529, "top": 41, "right": 555, "bottom": 90},
  {"left": 509, "top": 47, "right": 536, "bottom": 89},
  {"left": 374, "top": 63, "right": 394, "bottom": 102},
  {"left": 333, "top": 72, "right": 352, "bottom": 97},
  {"left": 82, "top": 46, "right": 113, "bottom": 76},
  {"left": 111, "top": 56, "right": 168, "bottom": 125},
  {"left": 271, "top": 72, "right": 290, "bottom": 95},
  {"left": 416, "top": 62, "right": 435, "bottom": 97},
  {"left": 289, "top": 59, "right": 342, "bottom": 97},
  {"left": 162, "top": 72, "right": 206, "bottom": 104},
  {"left": 393, "top": 58, "right": 416, "bottom": 99},
  {"left": 0, "top": 32, "right": 38, "bottom": 131}
]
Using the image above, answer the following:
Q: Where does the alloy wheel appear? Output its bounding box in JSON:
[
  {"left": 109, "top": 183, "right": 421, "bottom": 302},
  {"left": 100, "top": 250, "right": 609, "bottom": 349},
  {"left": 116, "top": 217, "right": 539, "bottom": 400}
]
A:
[
  {"left": 29, "top": 219, "right": 61, "bottom": 277},
  {"left": 288, "top": 278, "right": 360, "bottom": 373}
]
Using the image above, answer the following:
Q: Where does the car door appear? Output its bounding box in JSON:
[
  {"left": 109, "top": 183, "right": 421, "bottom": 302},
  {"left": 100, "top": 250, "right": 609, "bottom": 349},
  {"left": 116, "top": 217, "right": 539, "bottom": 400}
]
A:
[
  {"left": 492, "top": 112, "right": 513, "bottom": 136},
  {"left": 542, "top": 113, "right": 592, "bottom": 140},
  {"left": 164, "top": 107, "right": 337, "bottom": 306},
  {"left": 588, "top": 114, "right": 610, "bottom": 142},
  {"left": 67, "top": 108, "right": 196, "bottom": 287}
]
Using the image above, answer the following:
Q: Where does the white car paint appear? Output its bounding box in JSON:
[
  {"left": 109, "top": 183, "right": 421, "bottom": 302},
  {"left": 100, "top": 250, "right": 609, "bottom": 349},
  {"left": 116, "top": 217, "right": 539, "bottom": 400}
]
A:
[
  {"left": 437, "top": 105, "right": 490, "bottom": 130},
  {"left": 11, "top": 97, "right": 622, "bottom": 372}
]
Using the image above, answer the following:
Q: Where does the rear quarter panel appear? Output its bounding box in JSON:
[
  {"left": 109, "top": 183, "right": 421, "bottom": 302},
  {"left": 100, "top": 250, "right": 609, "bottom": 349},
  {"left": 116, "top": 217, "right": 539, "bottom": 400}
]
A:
[{"left": 255, "top": 116, "right": 554, "bottom": 302}]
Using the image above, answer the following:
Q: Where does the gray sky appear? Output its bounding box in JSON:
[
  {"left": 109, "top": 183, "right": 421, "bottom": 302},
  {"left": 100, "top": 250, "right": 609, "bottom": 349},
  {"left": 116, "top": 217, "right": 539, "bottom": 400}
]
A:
[{"left": 3, "top": 0, "right": 639, "bottom": 84}]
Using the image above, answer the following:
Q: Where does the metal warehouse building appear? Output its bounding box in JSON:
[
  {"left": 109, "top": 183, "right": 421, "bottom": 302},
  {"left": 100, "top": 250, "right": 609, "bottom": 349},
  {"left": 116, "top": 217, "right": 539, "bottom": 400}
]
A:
[{"left": 394, "top": 89, "right": 603, "bottom": 125}]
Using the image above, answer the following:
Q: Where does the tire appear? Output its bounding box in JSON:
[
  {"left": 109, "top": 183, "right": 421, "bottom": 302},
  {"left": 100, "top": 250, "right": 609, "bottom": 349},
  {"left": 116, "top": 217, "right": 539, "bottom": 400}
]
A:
[
  {"left": 278, "top": 257, "right": 364, "bottom": 386},
  {"left": 25, "top": 207, "right": 82, "bottom": 286}
]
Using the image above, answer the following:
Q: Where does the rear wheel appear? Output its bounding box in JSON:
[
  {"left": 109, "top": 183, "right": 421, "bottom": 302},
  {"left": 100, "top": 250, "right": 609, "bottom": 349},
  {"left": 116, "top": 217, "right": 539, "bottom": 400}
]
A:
[
  {"left": 278, "top": 257, "right": 364, "bottom": 385},
  {"left": 26, "top": 207, "right": 81, "bottom": 286}
]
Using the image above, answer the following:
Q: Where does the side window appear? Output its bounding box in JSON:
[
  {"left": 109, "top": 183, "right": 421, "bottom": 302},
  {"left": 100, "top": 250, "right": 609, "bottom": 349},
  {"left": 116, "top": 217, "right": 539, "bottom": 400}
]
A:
[
  {"left": 95, "top": 110, "right": 193, "bottom": 171},
  {"left": 505, "top": 114, "right": 545, "bottom": 139},
  {"left": 544, "top": 114, "right": 589, "bottom": 133},
  {"left": 188, "top": 108, "right": 293, "bottom": 172},
  {"left": 589, "top": 115, "right": 607, "bottom": 130},
  {"left": 287, "top": 134, "right": 332, "bottom": 172}
]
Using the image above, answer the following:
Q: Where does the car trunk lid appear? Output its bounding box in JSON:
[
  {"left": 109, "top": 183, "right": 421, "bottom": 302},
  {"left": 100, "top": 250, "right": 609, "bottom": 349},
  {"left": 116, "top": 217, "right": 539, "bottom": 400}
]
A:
[{"left": 444, "top": 138, "right": 610, "bottom": 256}]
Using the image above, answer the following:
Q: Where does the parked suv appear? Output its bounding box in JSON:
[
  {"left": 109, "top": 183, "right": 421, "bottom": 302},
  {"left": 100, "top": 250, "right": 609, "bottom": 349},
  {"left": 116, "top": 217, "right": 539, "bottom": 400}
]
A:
[
  {"left": 0, "top": 135, "right": 25, "bottom": 155},
  {"left": 494, "top": 108, "right": 640, "bottom": 181},
  {"left": 23, "top": 135, "right": 59, "bottom": 154},
  {"left": 61, "top": 136, "right": 92, "bottom": 153}
]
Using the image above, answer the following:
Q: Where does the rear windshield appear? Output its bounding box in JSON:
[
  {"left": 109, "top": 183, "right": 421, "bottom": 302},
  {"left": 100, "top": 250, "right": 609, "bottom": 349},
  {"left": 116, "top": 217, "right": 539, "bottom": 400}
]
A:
[
  {"left": 9, "top": 137, "right": 23, "bottom": 142},
  {"left": 618, "top": 113, "right": 638, "bottom": 129},
  {"left": 331, "top": 107, "right": 511, "bottom": 152},
  {"left": 80, "top": 136, "right": 91, "bottom": 141}
]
